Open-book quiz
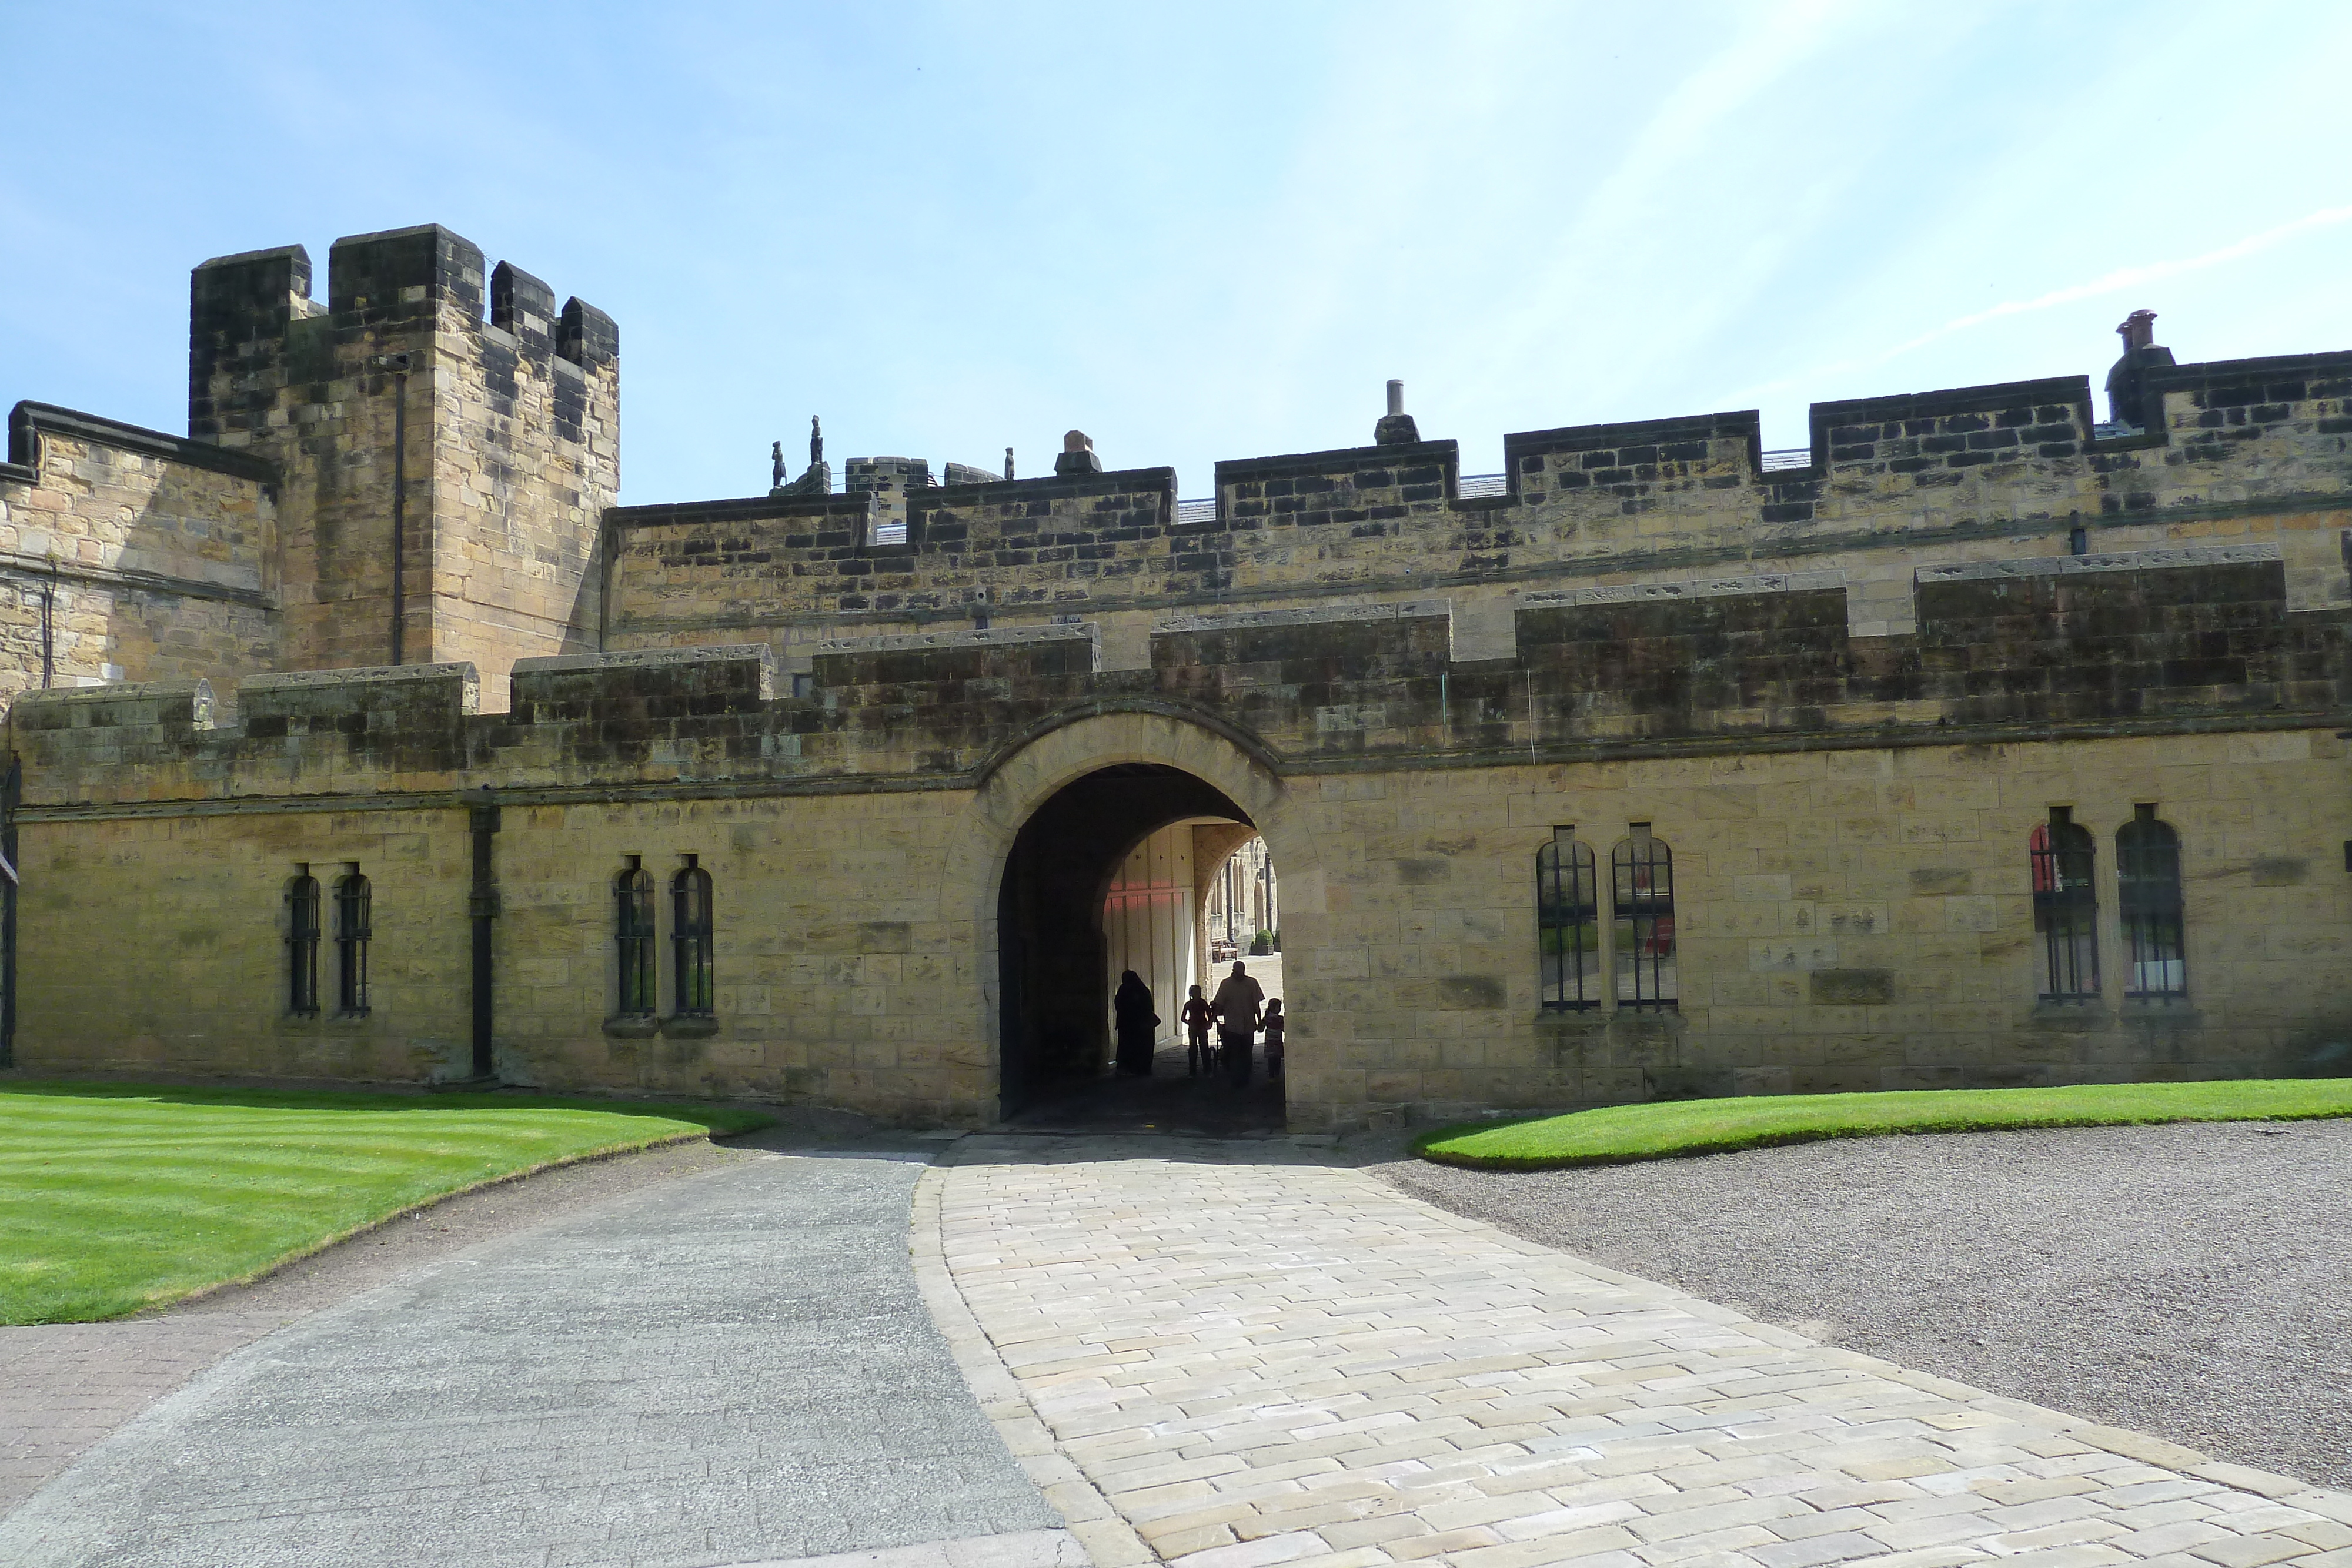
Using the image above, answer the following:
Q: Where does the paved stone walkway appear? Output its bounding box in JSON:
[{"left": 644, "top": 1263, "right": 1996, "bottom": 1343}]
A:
[
  {"left": 930, "top": 1137, "right": 2352, "bottom": 1568},
  {"left": 0, "top": 1151, "right": 1069, "bottom": 1568},
  {"left": 0, "top": 1315, "right": 290, "bottom": 1513}
]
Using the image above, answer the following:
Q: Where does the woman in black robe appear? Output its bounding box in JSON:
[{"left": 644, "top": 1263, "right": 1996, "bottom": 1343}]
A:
[{"left": 1113, "top": 969, "right": 1158, "bottom": 1076}]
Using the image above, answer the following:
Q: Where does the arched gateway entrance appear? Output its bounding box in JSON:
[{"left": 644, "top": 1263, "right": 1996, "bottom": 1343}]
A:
[{"left": 940, "top": 709, "right": 1325, "bottom": 1131}]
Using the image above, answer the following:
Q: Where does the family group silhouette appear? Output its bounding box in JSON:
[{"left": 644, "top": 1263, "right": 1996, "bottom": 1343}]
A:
[{"left": 1112, "top": 960, "right": 1284, "bottom": 1087}]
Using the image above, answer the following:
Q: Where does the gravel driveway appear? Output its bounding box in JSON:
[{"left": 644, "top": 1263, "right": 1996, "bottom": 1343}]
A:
[{"left": 1380, "top": 1117, "right": 2352, "bottom": 1492}]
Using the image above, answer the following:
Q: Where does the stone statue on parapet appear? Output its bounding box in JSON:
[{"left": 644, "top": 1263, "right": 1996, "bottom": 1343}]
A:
[
  {"left": 770, "top": 417, "right": 832, "bottom": 498},
  {"left": 1054, "top": 429, "right": 1104, "bottom": 477},
  {"left": 1005, "top": 447, "right": 1015, "bottom": 481},
  {"left": 771, "top": 441, "right": 786, "bottom": 489}
]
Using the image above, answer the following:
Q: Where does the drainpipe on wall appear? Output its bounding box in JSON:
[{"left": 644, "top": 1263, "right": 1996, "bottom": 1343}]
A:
[
  {"left": 372, "top": 353, "right": 413, "bottom": 666},
  {"left": 469, "top": 785, "right": 500, "bottom": 1082},
  {"left": 38, "top": 557, "right": 56, "bottom": 689}
]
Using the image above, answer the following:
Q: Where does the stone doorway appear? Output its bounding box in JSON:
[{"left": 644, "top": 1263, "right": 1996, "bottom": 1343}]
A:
[{"left": 994, "top": 763, "right": 1287, "bottom": 1133}]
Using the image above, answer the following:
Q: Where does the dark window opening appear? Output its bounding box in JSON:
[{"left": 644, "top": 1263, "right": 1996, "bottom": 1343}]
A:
[
  {"left": 672, "top": 855, "right": 714, "bottom": 1018},
  {"left": 2032, "top": 810, "right": 2099, "bottom": 1001},
  {"left": 616, "top": 857, "right": 656, "bottom": 1016},
  {"left": 1537, "top": 830, "right": 1601, "bottom": 1011},
  {"left": 287, "top": 870, "right": 321, "bottom": 1017},
  {"left": 2117, "top": 804, "right": 2187, "bottom": 1001},
  {"left": 335, "top": 870, "right": 372, "bottom": 1016},
  {"left": 1612, "top": 827, "right": 1676, "bottom": 1009}
]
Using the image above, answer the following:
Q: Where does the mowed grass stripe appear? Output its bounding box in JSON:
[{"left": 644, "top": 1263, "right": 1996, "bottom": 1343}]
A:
[
  {"left": 0, "top": 1084, "right": 771, "bottom": 1324},
  {"left": 1413, "top": 1078, "right": 2352, "bottom": 1171}
]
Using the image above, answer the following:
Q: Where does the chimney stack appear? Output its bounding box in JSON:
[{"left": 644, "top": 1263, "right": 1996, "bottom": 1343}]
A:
[
  {"left": 1374, "top": 379, "right": 1419, "bottom": 446},
  {"left": 2103, "top": 309, "right": 2175, "bottom": 430}
]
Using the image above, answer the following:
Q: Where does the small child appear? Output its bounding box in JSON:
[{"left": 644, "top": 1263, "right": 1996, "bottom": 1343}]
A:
[
  {"left": 1180, "top": 984, "right": 1215, "bottom": 1078},
  {"left": 1261, "top": 998, "right": 1284, "bottom": 1082}
]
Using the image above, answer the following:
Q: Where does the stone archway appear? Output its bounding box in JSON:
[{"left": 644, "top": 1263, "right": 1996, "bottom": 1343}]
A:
[{"left": 937, "top": 708, "right": 1329, "bottom": 1123}]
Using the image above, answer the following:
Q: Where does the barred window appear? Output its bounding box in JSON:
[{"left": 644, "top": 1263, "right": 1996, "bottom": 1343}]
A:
[
  {"left": 2117, "top": 805, "right": 2187, "bottom": 1001},
  {"left": 286, "top": 870, "right": 322, "bottom": 1017},
  {"left": 1611, "top": 827, "right": 1676, "bottom": 1009},
  {"left": 616, "top": 857, "right": 656, "bottom": 1016},
  {"left": 335, "top": 870, "right": 372, "bottom": 1016},
  {"left": 2031, "top": 810, "right": 2099, "bottom": 1001},
  {"left": 1536, "top": 829, "right": 1601, "bottom": 1011},
  {"left": 671, "top": 855, "right": 714, "bottom": 1018}
]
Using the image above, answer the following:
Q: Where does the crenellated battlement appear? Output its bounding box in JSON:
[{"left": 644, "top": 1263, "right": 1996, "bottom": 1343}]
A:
[
  {"left": 182, "top": 223, "right": 620, "bottom": 698},
  {"left": 603, "top": 349, "right": 2352, "bottom": 663},
  {"left": 24, "top": 543, "right": 2342, "bottom": 813}
]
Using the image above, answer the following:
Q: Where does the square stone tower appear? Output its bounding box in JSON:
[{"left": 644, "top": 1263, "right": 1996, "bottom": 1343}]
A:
[{"left": 189, "top": 223, "right": 617, "bottom": 704}]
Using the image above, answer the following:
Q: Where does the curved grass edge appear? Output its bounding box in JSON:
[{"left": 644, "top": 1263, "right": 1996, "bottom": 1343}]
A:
[
  {"left": 139, "top": 1126, "right": 721, "bottom": 1318},
  {"left": 0, "top": 1082, "right": 780, "bottom": 1322},
  {"left": 1411, "top": 1081, "right": 2352, "bottom": 1172},
  {"left": 0, "top": 1078, "right": 783, "bottom": 1130}
]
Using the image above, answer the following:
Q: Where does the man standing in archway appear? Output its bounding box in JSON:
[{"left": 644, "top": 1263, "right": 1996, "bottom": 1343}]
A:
[{"left": 1211, "top": 960, "right": 1264, "bottom": 1088}]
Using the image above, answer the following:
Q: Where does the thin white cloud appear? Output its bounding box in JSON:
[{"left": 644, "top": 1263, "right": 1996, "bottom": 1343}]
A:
[
  {"left": 1883, "top": 203, "right": 2352, "bottom": 359},
  {"left": 1735, "top": 202, "right": 2352, "bottom": 406}
]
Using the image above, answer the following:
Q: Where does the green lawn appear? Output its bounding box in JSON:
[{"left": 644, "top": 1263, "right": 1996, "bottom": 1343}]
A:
[
  {"left": 1414, "top": 1079, "right": 2352, "bottom": 1171},
  {"left": 0, "top": 1082, "right": 773, "bottom": 1324}
]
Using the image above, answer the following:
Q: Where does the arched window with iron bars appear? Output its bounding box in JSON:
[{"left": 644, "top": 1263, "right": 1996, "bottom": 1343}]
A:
[
  {"left": 335, "top": 870, "right": 372, "bottom": 1016},
  {"left": 2030, "top": 809, "right": 2099, "bottom": 1001},
  {"left": 1611, "top": 826, "right": 1676, "bottom": 1009},
  {"left": 671, "top": 855, "right": 714, "bottom": 1018},
  {"left": 2117, "top": 804, "right": 2187, "bottom": 1001},
  {"left": 1536, "top": 828, "right": 1601, "bottom": 1011},
  {"left": 615, "top": 857, "right": 656, "bottom": 1017},
  {"left": 286, "top": 870, "right": 322, "bottom": 1017}
]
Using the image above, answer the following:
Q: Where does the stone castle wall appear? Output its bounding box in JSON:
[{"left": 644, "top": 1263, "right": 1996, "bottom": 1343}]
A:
[
  {"left": 3, "top": 222, "right": 2347, "bottom": 1125},
  {"left": 12, "top": 541, "right": 2348, "bottom": 1126},
  {"left": 0, "top": 403, "right": 281, "bottom": 710}
]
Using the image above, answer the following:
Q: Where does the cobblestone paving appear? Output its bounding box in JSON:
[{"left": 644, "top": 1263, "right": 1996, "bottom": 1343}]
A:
[
  {"left": 932, "top": 1138, "right": 2352, "bottom": 1568},
  {"left": 1, "top": 1152, "right": 1063, "bottom": 1568}
]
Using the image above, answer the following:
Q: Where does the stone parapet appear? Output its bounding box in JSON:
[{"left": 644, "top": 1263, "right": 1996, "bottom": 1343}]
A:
[
  {"left": 603, "top": 355, "right": 2352, "bottom": 644},
  {"left": 20, "top": 546, "right": 2345, "bottom": 811}
]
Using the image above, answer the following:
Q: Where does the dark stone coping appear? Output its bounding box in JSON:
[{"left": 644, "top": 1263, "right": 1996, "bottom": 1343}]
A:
[
  {"left": 613, "top": 470, "right": 1178, "bottom": 537},
  {"left": 6, "top": 402, "right": 279, "bottom": 487},
  {"left": 2146, "top": 349, "right": 2352, "bottom": 394},
  {"left": 1809, "top": 375, "right": 2093, "bottom": 432},
  {"left": 813, "top": 623, "right": 1095, "bottom": 657},
  {"left": 11, "top": 678, "right": 215, "bottom": 731},
  {"left": 193, "top": 242, "right": 310, "bottom": 273},
  {"left": 920, "top": 467, "right": 1175, "bottom": 507},
  {"left": 1916, "top": 542, "right": 2280, "bottom": 583},
  {"left": 1214, "top": 439, "right": 1460, "bottom": 486},
  {"left": 1155, "top": 599, "right": 1451, "bottom": 634},
  {"left": 607, "top": 493, "right": 874, "bottom": 529},
  {"left": 1505, "top": 410, "right": 1762, "bottom": 463}
]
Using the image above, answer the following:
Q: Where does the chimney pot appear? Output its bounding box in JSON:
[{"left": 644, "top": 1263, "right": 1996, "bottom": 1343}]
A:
[{"left": 1385, "top": 379, "right": 1404, "bottom": 416}]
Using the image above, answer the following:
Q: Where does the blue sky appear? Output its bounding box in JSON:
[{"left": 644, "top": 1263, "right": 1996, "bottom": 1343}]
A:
[{"left": 3, "top": 2, "right": 2347, "bottom": 504}]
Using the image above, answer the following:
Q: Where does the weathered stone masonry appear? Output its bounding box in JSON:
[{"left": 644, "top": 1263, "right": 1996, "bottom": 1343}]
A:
[{"left": 3, "top": 224, "right": 2348, "bottom": 1126}]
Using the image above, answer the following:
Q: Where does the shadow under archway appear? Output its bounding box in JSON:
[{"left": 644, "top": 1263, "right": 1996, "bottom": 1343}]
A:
[{"left": 996, "top": 762, "right": 1286, "bottom": 1134}]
